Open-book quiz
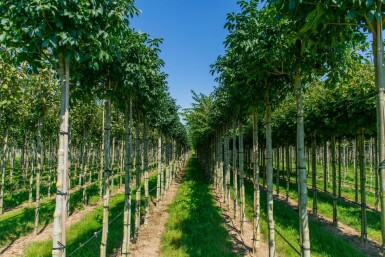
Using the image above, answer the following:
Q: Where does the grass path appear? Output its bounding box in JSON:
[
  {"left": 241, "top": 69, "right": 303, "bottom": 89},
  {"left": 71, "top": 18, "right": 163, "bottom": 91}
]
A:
[{"left": 160, "top": 157, "right": 237, "bottom": 257}]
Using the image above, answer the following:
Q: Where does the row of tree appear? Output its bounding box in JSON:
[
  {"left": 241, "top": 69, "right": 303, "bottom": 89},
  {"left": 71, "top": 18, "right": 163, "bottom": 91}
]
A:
[
  {"left": 0, "top": 1, "right": 189, "bottom": 256},
  {"left": 184, "top": 0, "right": 384, "bottom": 256}
]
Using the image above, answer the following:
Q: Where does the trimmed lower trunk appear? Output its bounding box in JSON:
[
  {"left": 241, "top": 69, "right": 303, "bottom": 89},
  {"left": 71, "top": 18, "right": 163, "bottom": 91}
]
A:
[
  {"left": 294, "top": 72, "right": 310, "bottom": 257},
  {"left": 100, "top": 87, "right": 112, "bottom": 257},
  {"left": 52, "top": 54, "right": 70, "bottom": 257},
  {"left": 121, "top": 100, "right": 133, "bottom": 256}
]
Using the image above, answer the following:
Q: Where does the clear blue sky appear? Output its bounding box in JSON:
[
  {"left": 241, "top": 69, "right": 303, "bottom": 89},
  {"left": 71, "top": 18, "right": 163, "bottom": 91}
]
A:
[{"left": 130, "top": 0, "right": 240, "bottom": 114}]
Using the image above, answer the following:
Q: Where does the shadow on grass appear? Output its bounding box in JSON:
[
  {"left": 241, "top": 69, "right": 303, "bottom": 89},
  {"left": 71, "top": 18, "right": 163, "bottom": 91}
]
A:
[
  {"left": 0, "top": 183, "right": 100, "bottom": 250},
  {"left": 24, "top": 173, "right": 159, "bottom": 257},
  {"left": 242, "top": 178, "right": 366, "bottom": 257},
  {"left": 161, "top": 157, "right": 236, "bottom": 257}
]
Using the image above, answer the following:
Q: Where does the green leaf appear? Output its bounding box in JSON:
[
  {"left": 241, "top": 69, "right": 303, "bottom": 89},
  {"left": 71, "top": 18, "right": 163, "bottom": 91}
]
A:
[
  {"left": 347, "top": 10, "right": 355, "bottom": 20},
  {"left": 41, "top": 39, "right": 49, "bottom": 48}
]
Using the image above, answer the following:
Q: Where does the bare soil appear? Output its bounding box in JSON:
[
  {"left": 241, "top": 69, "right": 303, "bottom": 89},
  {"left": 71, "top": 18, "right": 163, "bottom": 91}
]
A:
[{"left": 112, "top": 171, "right": 184, "bottom": 257}]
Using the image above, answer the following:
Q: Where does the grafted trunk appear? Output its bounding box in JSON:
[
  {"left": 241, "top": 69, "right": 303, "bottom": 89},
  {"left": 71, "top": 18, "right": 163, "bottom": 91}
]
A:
[
  {"left": 52, "top": 54, "right": 70, "bottom": 257},
  {"left": 100, "top": 88, "right": 112, "bottom": 257},
  {"left": 122, "top": 100, "right": 133, "bottom": 256}
]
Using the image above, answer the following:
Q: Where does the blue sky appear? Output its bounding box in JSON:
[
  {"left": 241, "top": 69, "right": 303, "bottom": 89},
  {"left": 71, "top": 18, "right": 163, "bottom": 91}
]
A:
[{"left": 130, "top": 0, "right": 240, "bottom": 115}]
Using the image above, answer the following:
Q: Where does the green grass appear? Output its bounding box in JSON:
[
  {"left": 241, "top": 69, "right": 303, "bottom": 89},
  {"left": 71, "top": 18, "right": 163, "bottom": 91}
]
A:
[
  {"left": 241, "top": 178, "right": 366, "bottom": 257},
  {"left": 0, "top": 183, "right": 100, "bottom": 249},
  {"left": 268, "top": 174, "right": 382, "bottom": 243},
  {"left": 161, "top": 157, "right": 236, "bottom": 257},
  {"left": 24, "top": 172, "right": 158, "bottom": 257}
]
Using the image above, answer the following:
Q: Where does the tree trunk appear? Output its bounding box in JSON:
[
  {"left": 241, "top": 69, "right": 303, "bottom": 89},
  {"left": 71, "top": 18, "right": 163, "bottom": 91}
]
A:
[
  {"left": 233, "top": 122, "right": 238, "bottom": 219},
  {"left": 359, "top": 128, "right": 367, "bottom": 242},
  {"left": 52, "top": 54, "right": 70, "bottom": 257},
  {"left": 286, "top": 146, "right": 290, "bottom": 201},
  {"left": 252, "top": 110, "right": 260, "bottom": 253},
  {"left": 99, "top": 101, "right": 105, "bottom": 201},
  {"left": 29, "top": 134, "right": 35, "bottom": 204},
  {"left": 294, "top": 72, "right": 310, "bottom": 257},
  {"left": 144, "top": 120, "right": 149, "bottom": 226},
  {"left": 0, "top": 128, "right": 8, "bottom": 215},
  {"left": 338, "top": 139, "right": 342, "bottom": 198},
  {"left": 354, "top": 138, "right": 358, "bottom": 203},
  {"left": 100, "top": 87, "right": 112, "bottom": 257},
  {"left": 34, "top": 114, "right": 43, "bottom": 235},
  {"left": 276, "top": 147, "right": 280, "bottom": 195},
  {"left": 122, "top": 100, "right": 133, "bottom": 256},
  {"left": 331, "top": 136, "right": 337, "bottom": 227},
  {"left": 238, "top": 122, "right": 245, "bottom": 235},
  {"left": 265, "top": 97, "right": 275, "bottom": 256},
  {"left": 312, "top": 132, "right": 317, "bottom": 215},
  {"left": 372, "top": 12, "right": 385, "bottom": 252},
  {"left": 224, "top": 128, "right": 230, "bottom": 207},
  {"left": 134, "top": 116, "right": 141, "bottom": 240},
  {"left": 156, "top": 131, "right": 162, "bottom": 203}
]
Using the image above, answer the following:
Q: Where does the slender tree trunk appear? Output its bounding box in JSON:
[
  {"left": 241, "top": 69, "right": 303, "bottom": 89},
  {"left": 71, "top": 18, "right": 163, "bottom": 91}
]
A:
[
  {"left": 34, "top": 114, "right": 43, "bottom": 235},
  {"left": 276, "top": 147, "right": 280, "bottom": 195},
  {"left": 144, "top": 120, "right": 149, "bottom": 226},
  {"left": 0, "top": 128, "right": 8, "bottom": 214},
  {"left": 338, "top": 139, "right": 342, "bottom": 197},
  {"left": 48, "top": 138, "right": 52, "bottom": 198},
  {"left": 134, "top": 116, "right": 141, "bottom": 240},
  {"left": 286, "top": 146, "right": 290, "bottom": 201},
  {"left": 359, "top": 128, "right": 367, "bottom": 242},
  {"left": 312, "top": 132, "right": 317, "bottom": 215},
  {"left": 375, "top": 136, "right": 380, "bottom": 209},
  {"left": 156, "top": 131, "right": 162, "bottom": 203},
  {"left": 224, "top": 129, "right": 230, "bottom": 207},
  {"left": 252, "top": 110, "right": 260, "bottom": 253},
  {"left": 100, "top": 87, "right": 112, "bottom": 257},
  {"left": 122, "top": 100, "right": 133, "bottom": 256},
  {"left": 9, "top": 142, "right": 14, "bottom": 184},
  {"left": 372, "top": 12, "right": 385, "bottom": 252},
  {"left": 233, "top": 122, "right": 238, "bottom": 219},
  {"left": 29, "top": 134, "right": 35, "bottom": 205},
  {"left": 265, "top": 97, "right": 275, "bottom": 256},
  {"left": 52, "top": 54, "right": 70, "bottom": 257},
  {"left": 331, "top": 136, "right": 337, "bottom": 227},
  {"left": 99, "top": 102, "right": 105, "bottom": 201},
  {"left": 355, "top": 138, "right": 358, "bottom": 203},
  {"left": 238, "top": 122, "right": 245, "bottom": 235},
  {"left": 294, "top": 72, "right": 310, "bottom": 257}
]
